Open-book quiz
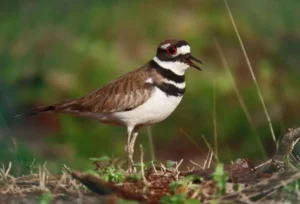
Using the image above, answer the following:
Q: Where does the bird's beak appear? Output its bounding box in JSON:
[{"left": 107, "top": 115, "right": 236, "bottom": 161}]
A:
[{"left": 184, "top": 55, "right": 203, "bottom": 71}]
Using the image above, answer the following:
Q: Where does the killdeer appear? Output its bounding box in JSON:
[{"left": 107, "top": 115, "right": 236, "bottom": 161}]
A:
[{"left": 16, "top": 39, "right": 202, "bottom": 171}]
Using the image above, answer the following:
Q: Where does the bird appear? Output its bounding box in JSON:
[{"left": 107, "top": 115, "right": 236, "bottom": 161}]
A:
[{"left": 16, "top": 39, "right": 202, "bottom": 172}]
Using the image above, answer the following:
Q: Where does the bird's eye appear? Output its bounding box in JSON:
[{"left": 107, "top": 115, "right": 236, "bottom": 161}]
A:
[{"left": 167, "top": 46, "right": 177, "bottom": 55}]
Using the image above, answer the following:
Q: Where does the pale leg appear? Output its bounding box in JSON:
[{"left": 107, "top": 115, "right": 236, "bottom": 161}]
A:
[
  {"left": 128, "top": 131, "right": 139, "bottom": 171},
  {"left": 125, "top": 126, "right": 135, "bottom": 172},
  {"left": 129, "top": 132, "right": 139, "bottom": 154}
]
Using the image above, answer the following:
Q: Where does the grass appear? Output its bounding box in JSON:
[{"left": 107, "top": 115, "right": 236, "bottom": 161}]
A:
[
  {"left": 284, "top": 178, "right": 300, "bottom": 193},
  {"left": 212, "top": 163, "right": 229, "bottom": 196},
  {"left": 213, "top": 80, "right": 218, "bottom": 159},
  {"left": 147, "top": 126, "right": 156, "bottom": 161},
  {"left": 224, "top": 0, "right": 277, "bottom": 146},
  {"left": 160, "top": 193, "right": 199, "bottom": 204},
  {"left": 214, "top": 38, "right": 267, "bottom": 157},
  {"left": 78, "top": 156, "right": 247, "bottom": 202},
  {"left": 39, "top": 192, "right": 53, "bottom": 204},
  {"left": 89, "top": 156, "right": 126, "bottom": 183},
  {"left": 1, "top": 152, "right": 300, "bottom": 203},
  {"left": 0, "top": 162, "right": 90, "bottom": 200}
]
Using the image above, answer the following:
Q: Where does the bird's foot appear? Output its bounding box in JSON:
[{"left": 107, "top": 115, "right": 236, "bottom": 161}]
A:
[
  {"left": 125, "top": 145, "right": 136, "bottom": 173},
  {"left": 127, "top": 160, "right": 136, "bottom": 174}
]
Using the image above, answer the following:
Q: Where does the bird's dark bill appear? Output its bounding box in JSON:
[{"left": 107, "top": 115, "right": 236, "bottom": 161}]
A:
[{"left": 185, "top": 55, "right": 202, "bottom": 71}]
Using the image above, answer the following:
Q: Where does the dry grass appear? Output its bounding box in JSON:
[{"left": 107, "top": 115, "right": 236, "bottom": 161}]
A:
[
  {"left": 0, "top": 162, "right": 99, "bottom": 203},
  {"left": 1, "top": 154, "right": 300, "bottom": 204},
  {"left": 224, "top": 0, "right": 277, "bottom": 145},
  {"left": 214, "top": 39, "right": 267, "bottom": 156}
]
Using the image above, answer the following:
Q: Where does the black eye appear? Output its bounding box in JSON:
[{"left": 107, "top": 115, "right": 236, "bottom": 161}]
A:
[{"left": 167, "top": 46, "right": 177, "bottom": 55}]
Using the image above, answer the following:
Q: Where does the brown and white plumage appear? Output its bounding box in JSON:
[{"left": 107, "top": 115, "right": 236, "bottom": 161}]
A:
[
  {"left": 17, "top": 39, "right": 202, "bottom": 171},
  {"left": 18, "top": 64, "right": 175, "bottom": 120}
]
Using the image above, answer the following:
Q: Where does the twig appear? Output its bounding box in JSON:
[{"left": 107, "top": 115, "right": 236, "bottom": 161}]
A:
[
  {"left": 175, "top": 159, "right": 184, "bottom": 171},
  {"left": 190, "top": 160, "right": 204, "bottom": 170},
  {"left": 191, "top": 188, "right": 201, "bottom": 199},
  {"left": 175, "top": 171, "right": 180, "bottom": 180},
  {"left": 203, "top": 150, "right": 211, "bottom": 169},
  {"left": 174, "top": 159, "right": 183, "bottom": 180},
  {"left": 187, "top": 166, "right": 195, "bottom": 172},
  {"left": 202, "top": 135, "right": 218, "bottom": 161},
  {"left": 38, "top": 165, "right": 46, "bottom": 190},
  {"left": 29, "top": 158, "right": 36, "bottom": 175},
  {"left": 63, "top": 164, "right": 72, "bottom": 173},
  {"left": 160, "top": 163, "right": 166, "bottom": 172},
  {"left": 290, "top": 153, "right": 298, "bottom": 164},
  {"left": 43, "top": 161, "right": 51, "bottom": 177},
  {"left": 5, "top": 162, "right": 12, "bottom": 177},
  {"left": 220, "top": 171, "right": 300, "bottom": 202},
  {"left": 254, "top": 159, "right": 271, "bottom": 170},
  {"left": 71, "top": 171, "right": 147, "bottom": 202},
  {"left": 297, "top": 155, "right": 300, "bottom": 163},
  {"left": 262, "top": 127, "right": 300, "bottom": 173},
  {"left": 207, "top": 151, "right": 214, "bottom": 168},
  {"left": 151, "top": 161, "right": 158, "bottom": 174}
]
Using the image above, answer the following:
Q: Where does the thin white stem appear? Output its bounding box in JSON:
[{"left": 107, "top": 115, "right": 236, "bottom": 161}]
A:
[
  {"left": 190, "top": 160, "right": 204, "bottom": 170},
  {"left": 140, "top": 144, "right": 147, "bottom": 183},
  {"left": 213, "top": 80, "right": 218, "bottom": 159},
  {"left": 207, "top": 151, "right": 214, "bottom": 168},
  {"left": 147, "top": 127, "right": 156, "bottom": 161}
]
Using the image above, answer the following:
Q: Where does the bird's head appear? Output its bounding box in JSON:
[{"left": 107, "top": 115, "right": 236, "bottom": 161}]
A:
[{"left": 153, "top": 39, "right": 202, "bottom": 75}]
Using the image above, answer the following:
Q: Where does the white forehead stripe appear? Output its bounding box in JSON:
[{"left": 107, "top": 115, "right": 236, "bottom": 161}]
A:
[
  {"left": 160, "top": 43, "right": 171, "bottom": 49},
  {"left": 177, "top": 45, "right": 190, "bottom": 54}
]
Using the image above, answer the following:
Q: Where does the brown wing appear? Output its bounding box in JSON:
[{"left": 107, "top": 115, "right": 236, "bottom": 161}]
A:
[
  {"left": 16, "top": 65, "right": 155, "bottom": 118},
  {"left": 77, "top": 68, "right": 153, "bottom": 113}
]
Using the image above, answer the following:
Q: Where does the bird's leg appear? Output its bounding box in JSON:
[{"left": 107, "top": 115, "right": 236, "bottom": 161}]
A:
[
  {"left": 129, "top": 132, "right": 138, "bottom": 152},
  {"left": 125, "top": 127, "right": 135, "bottom": 173},
  {"left": 128, "top": 131, "right": 139, "bottom": 172}
]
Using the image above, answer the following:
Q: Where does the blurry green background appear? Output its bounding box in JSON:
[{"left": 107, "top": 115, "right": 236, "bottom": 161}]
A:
[{"left": 1, "top": 0, "right": 300, "bottom": 173}]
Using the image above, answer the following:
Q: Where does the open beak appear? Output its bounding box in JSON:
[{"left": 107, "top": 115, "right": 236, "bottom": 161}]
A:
[{"left": 184, "top": 55, "right": 203, "bottom": 71}]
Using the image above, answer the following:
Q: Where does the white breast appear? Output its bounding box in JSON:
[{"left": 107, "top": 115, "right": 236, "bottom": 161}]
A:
[
  {"left": 81, "top": 87, "right": 183, "bottom": 127},
  {"left": 111, "top": 87, "right": 183, "bottom": 127}
]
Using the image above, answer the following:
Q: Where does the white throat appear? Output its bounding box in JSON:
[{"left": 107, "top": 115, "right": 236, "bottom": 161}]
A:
[{"left": 153, "top": 57, "right": 189, "bottom": 76}]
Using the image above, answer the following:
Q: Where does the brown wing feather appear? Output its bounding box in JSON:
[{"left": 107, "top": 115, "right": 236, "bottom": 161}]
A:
[
  {"left": 78, "top": 68, "right": 153, "bottom": 113},
  {"left": 16, "top": 64, "right": 156, "bottom": 118}
]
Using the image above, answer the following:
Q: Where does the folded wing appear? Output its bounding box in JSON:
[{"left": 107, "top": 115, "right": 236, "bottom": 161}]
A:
[{"left": 16, "top": 67, "right": 154, "bottom": 119}]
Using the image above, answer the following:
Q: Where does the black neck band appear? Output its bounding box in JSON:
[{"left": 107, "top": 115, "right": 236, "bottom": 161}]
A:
[
  {"left": 149, "top": 60, "right": 185, "bottom": 84},
  {"left": 155, "top": 82, "right": 185, "bottom": 97}
]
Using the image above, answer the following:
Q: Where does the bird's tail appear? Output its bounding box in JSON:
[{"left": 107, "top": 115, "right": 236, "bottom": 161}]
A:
[
  {"left": 14, "top": 99, "right": 82, "bottom": 120},
  {"left": 14, "top": 105, "right": 57, "bottom": 120}
]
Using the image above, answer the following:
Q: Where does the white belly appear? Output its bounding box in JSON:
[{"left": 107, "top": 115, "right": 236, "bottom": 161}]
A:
[{"left": 81, "top": 87, "right": 183, "bottom": 127}]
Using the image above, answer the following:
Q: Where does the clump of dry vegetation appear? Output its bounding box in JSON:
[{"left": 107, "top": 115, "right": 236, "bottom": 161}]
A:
[
  {"left": 70, "top": 127, "right": 300, "bottom": 203},
  {"left": 1, "top": 127, "right": 300, "bottom": 203},
  {"left": 0, "top": 162, "right": 100, "bottom": 203}
]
